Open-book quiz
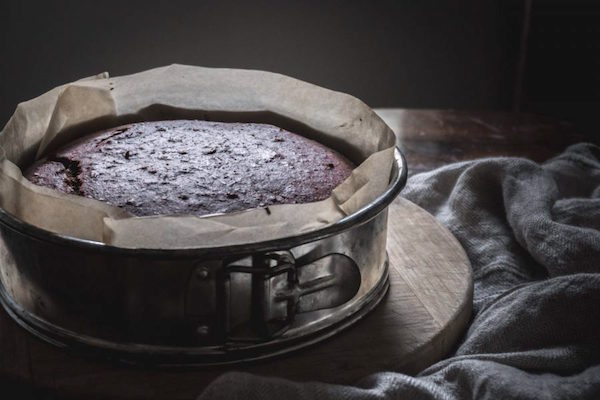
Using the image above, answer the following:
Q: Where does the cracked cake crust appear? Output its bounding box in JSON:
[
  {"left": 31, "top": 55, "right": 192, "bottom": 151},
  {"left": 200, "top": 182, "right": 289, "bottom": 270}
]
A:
[{"left": 25, "top": 120, "right": 355, "bottom": 217}]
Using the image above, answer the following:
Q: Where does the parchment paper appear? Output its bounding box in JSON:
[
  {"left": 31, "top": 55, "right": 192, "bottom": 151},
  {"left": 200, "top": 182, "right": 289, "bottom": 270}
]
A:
[{"left": 0, "top": 65, "right": 396, "bottom": 249}]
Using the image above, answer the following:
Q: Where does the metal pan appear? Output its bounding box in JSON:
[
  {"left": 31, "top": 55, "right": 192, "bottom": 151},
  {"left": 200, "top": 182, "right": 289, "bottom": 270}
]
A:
[{"left": 0, "top": 148, "right": 407, "bottom": 366}]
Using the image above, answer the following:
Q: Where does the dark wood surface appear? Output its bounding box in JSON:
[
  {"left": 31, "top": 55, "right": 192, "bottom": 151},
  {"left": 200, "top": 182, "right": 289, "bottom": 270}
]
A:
[
  {"left": 1, "top": 108, "right": 590, "bottom": 398},
  {"left": 375, "top": 109, "right": 590, "bottom": 175}
]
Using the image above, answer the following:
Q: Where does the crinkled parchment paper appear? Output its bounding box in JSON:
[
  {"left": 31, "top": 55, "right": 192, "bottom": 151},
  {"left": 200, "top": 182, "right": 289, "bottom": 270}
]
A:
[{"left": 0, "top": 65, "right": 396, "bottom": 249}]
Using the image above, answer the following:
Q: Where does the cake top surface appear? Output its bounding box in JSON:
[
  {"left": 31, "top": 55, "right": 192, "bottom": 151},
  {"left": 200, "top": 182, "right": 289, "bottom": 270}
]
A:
[{"left": 25, "top": 120, "right": 354, "bottom": 217}]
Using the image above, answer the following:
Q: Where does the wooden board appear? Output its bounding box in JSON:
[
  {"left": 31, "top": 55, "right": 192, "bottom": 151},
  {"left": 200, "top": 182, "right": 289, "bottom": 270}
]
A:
[{"left": 0, "top": 198, "right": 472, "bottom": 399}]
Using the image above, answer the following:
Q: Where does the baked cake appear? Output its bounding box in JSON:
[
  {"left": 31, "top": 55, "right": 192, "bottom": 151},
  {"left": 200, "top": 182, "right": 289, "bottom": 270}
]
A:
[{"left": 25, "top": 120, "right": 354, "bottom": 216}]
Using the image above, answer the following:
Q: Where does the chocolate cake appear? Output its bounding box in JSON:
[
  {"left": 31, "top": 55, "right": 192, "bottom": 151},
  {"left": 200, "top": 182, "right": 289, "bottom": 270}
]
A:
[{"left": 25, "top": 120, "right": 354, "bottom": 216}]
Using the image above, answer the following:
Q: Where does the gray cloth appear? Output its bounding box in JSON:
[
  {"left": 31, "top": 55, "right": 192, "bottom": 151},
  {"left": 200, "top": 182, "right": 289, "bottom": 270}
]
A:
[{"left": 199, "top": 143, "right": 600, "bottom": 400}]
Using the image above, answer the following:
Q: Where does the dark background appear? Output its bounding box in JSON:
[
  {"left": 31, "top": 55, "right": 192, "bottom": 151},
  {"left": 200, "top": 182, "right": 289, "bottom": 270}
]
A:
[
  {"left": 1, "top": 1, "right": 600, "bottom": 397},
  {"left": 2, "top": 0, "right": 599, "bottom": 139}
]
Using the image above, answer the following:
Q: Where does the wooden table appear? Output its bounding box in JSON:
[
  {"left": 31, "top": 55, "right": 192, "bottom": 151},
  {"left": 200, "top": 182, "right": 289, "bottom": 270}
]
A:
[
  {"left": 375, "top": 109, "right": 588, "bottom": 175},
  {"left": 0, "top": 109, "right": 588, "bottom": 398}
]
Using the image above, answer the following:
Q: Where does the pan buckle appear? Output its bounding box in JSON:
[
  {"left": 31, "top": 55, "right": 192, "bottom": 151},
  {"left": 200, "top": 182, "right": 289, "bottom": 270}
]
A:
[
  {"left": 224, "top": 250, "right": 359, "bottom": 342},
  {"left": 225, "top": 251, "right": 300, "bottom": 341}
]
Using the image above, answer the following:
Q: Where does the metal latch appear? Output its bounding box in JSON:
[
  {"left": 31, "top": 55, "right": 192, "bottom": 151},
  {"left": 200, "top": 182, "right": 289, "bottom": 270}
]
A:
[{"left": 224, "top": 250, "right": 361, "bottom": 342}]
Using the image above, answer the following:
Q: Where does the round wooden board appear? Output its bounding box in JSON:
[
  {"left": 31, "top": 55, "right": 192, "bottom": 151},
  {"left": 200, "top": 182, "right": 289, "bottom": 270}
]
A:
[{"left": 0, "top": 198, "right": 472, "bottom": 399}]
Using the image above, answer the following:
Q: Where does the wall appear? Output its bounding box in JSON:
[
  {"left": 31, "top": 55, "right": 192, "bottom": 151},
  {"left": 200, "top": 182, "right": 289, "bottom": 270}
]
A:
[
  {"left": 1, "top": 0, "right": 524, "bottom": 125},
  {"left": 521, "top": 0, "right": 600, "bottom": 138}
]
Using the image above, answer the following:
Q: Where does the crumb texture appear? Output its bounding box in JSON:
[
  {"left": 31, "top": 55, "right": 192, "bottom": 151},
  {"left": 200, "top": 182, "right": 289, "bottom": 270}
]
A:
[{"left": 25, "top": 120, "right": 354, "bottom": 216}]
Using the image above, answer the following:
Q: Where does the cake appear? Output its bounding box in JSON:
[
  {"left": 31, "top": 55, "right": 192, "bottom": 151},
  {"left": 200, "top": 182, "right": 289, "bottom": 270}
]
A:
[{"left": 25, "top": 120, "right": 354, "bottom": 216}]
